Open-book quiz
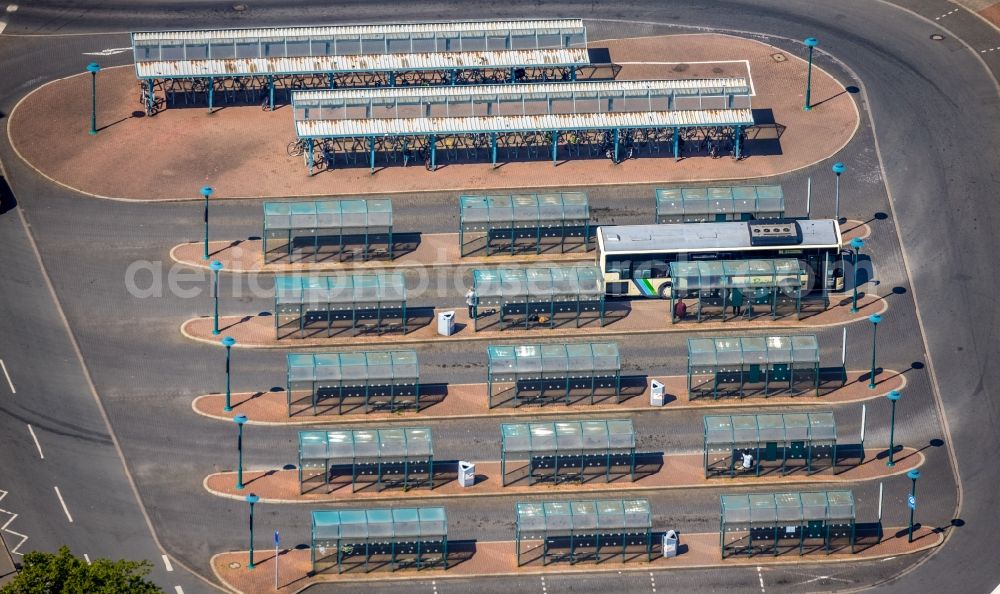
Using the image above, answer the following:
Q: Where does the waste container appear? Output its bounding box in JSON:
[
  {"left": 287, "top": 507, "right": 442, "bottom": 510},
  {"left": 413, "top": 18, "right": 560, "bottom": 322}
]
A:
[
  {"left": 650, "top": 380, "right": 665, "bottom": 406},
  {"left": 437, "top": 311, "right": 456, "bottom": 336},
  {"left": 458, "top": 461, "right": 475, "bottom": 487},
  {"left": 663, "top": 529, "right": 678, "bottom": 558}
]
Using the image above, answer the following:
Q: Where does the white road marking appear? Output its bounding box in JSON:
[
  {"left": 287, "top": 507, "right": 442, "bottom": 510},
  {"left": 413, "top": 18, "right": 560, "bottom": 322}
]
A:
[
  {"left": 6, "top": 4, "right": 17, "bottom": 12},
  {"left": 981, "top": 47, "right": 1000, "bottom": 53},
  {"left": 650, "top": 570, "right": 657, "bottom": 592},
  {"left": 82, "top": 47, "right": 132, "bottom": 56},
  {"left": 0, "top": 490, "right": 28, "bottom": 555},
  {"left": 0, "top": 20, "right": 6, "bottom": 36},
  {"left": 800, "top": 574, "right": 850, "bottom": 584},
  {"left": 613, "top": 59, "right": 756, "bottom": 96},
  {"left": 174, "top": 587, "right": 184, "bottom": 594},
  {"left": 990, "top": 582, "right": 1000, "bottom": 594},
  {"left": 53, "top": 486, "right": 73, "bottom": 523},
  {"left": 27, "top": 424, "right": 44, "bottom": 459},
  {"left": 757, "top": 566, "right": 765, "bottom": 592},
  {"left": 935, "top": 8, "right": 959, "bottom": 20},
  {"left": 83, "top": 553, "right": 91, "bottom": 564},
  {"left": 162, "top": 554, "right": 173, "bottom": 572},
  {"left": 881, "top": 556, "right": 896, "bottom": 562},
  {"left": 1, "top": 359, "right": 15, "bottom": 393}
]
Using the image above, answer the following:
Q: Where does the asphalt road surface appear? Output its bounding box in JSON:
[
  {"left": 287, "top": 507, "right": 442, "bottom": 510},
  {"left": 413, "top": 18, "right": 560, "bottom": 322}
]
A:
[{"left": 0, "top": 1, "right": 997, "bottom": 593}]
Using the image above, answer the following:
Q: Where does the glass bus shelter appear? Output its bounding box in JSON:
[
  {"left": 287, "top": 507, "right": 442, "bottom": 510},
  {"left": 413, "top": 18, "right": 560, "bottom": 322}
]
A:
[
  {"left": 299, "top": 427, "right": 433, "bottom": 494},
  {"left": 515, "top": 498, "right": 653, "bottom": 566},
  {"left": 500, "top": 419, "right": 636, "bottom": 486},
  {"left": 311, "top": 507, "right": 448, "bottom": 573},
  {"left": 286, "top": 351, "right": 419, "bottom": 415},
  {"left": 274, "top": 273, "right": 407, "bottom": 338},
  {"left": 471, "top": 266, "right": 605, "bottom": 331},
  {"left": 262, "top": 199, "right": 393, "bottom": 263},
  {"left": 720, "top": 490, "right": 856, "bottom": 558},
  {"left": 655, "top": 185, "right": 784, "bottom": 223},
  {"left": 459, "top": 192, "right": 590, "bottom": 256},
  {"left": 486, "top": 342, "right": 621, "bottom": 408},
  {"left": 686, "top": 335, "right": 821, "bottom": 399},
  {"left": 669, "top": 259, "right": 808, "bottom": 323},
  {"left": 703, "top": 412, "right": 838, "bottom": 478}
]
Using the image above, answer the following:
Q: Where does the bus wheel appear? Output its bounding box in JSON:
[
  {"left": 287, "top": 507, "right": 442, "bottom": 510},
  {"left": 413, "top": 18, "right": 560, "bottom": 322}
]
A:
[{"left": 657, "top": 283, "right": 671, "bottom": 299}]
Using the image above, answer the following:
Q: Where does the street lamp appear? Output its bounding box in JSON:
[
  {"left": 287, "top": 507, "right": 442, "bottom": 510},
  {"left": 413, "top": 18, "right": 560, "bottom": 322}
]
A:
[
  {"left": 234, "top": 414, "right": 248, "bottom": 490},
  {"left": 201, "top": 186, "right": 214, "bottom": 260},
  {"left": 246, "top": 493, "right": 260, "bottom": 569},
  {"left": 86, "top": 62, "right": 101, "bottom": 135},
  {"left": 886, "top": 390, "right": 901, "bottom": 467},
  {"left": 832, "top": 162, "right": 846, "bottom": 222},
  {"left": 210, "top": 260, "right": 224, "bottom": 334},
  {"left": 850, "top": 237, "right": 864, "bottom": 312},
  {"left": 907, "top": 469, "right": 920, "bottom": 543},
  {"left": 803, "top": 38, "right": 818, "bottom": 111},
  {"left": 222, "top": 336, "right": 236, "bottom": 412},
  {"left": 868, "top": 314, "right": 882, "bottom": 389}
]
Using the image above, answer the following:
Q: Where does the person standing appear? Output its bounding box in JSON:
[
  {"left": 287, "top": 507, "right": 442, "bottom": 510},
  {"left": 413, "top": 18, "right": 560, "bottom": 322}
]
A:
[
  {"left": 730, "top": 287, "right": 745, "bottom": 317},
  {"left": 465, "top": 288, "right": 478, "bottom": 320}
]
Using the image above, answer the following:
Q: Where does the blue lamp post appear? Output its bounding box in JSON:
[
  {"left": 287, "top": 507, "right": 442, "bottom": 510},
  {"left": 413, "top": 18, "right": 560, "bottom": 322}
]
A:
[
  {"left": 907, "top": 469, "right": 920, "bottom": 542},
  {"left": 832, "top": 162, "right": 846, "bottom": 222},
  {"left": 234, "top": 414, "right": 248, "bottom": 490},
  {"left": 201, "top": 186, "right": 214, "bottom": 260},
  {"left": 210, "top": 260, "right": 223, "bottom": 335},
  {"left": 803, "top": 38, "right": 818, "bottom": 110},
  {"left": 886, "top": 390, "right": 901, "bottom": 466},
  {"left": 246, "top": 493, "right": 260, "bottom": 569},
  {"left": 850, "top": 237, "right": 864, "bottom": 312},
  {"left": 868, "top": 314, "right": 882, "bottom": 389},
  {"left": 222, "top": 336, "right": 236, "bottom": 412},
  {"left": 86, "top": 62, "right": 101, "bottom": 134}
]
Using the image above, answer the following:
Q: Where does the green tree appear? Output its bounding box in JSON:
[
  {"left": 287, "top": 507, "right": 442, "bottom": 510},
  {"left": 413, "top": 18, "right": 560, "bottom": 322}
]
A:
[{"left": 0, "top": 546, "right": 163, "bottom": 594}]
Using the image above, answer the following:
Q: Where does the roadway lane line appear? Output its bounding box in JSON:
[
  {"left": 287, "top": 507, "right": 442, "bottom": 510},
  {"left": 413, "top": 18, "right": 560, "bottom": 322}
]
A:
[
  {"left": 53, "top": 486, "right": 72, "bottom": 523},
  {"left": 0, "top": 21, "right": 6, "bottom": 36},
  {"left": 162, "top": 554, "right": 173, "bottom": 571},
  {"left": 174, "top": 586, "right": 184, "bottom": 594},
  {"left": 1, "top": 359, "right": 15, "bottom": 393},
  {"left": 757, "top": 566, "right": 765, "bottom": 592},
  {"left": 83, "top": 553, "right": 90, "bottom": 564},
  {"left": 27, "top": 424, "right": 43, "bottom": 459}
]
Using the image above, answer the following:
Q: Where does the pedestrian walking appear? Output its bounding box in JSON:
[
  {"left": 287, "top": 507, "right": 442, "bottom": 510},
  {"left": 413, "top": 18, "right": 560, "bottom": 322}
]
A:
[{"left": 465, "top": 288, "right": 478, "bottom": 320}]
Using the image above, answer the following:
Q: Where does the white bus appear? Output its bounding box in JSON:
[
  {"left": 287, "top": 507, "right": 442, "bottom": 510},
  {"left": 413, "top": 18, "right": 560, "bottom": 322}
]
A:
[{"left": 596, "top": 218, "right": 846, "bottom": 298}]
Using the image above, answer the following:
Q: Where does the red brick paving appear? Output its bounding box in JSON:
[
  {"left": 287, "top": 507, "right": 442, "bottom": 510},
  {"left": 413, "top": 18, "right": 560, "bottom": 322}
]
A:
[
  {"left": 194, "top": 370, "right": 908, "bottom": 426},
  {"left": 211, "top": 528, "right": 942, "bottom": 594},
  {"left": 181, "top": 292, "right": 889, "bottom": 349},
  {"left": 9, "top": 35, "right": 857, "bottom": 201},
  {"left": 204, "top": 448, "right": 923, "bottom": 504}
]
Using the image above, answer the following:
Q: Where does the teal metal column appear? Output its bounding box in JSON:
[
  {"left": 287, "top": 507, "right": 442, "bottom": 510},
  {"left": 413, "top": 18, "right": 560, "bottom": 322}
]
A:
[
  {"left": 734, "top": 126, "right": 742, "bottom": 159},
  {"left": 208, "top": 77, "right": 214, "bottom": 112},
  {"left": 268, "top": 75, "right": 275, "bottom": 110},
  {"left": 86, "top": 62, "right": 101, "bottom": 135},
  {"left": 907, "top": 469, "right": 920, "bottom": 542},
  {"left": 868, "top": 314, "right": 882, "bottom": 388},
  {"left": 246, "top": 493, "right": 259, "bottom": 569},
  {"left": 369, "top": 136, "right": 376, "bottom": 173},
  {"left": 146, "top": 79, "right": 155, "bottom": 113},
  {"left": 491, "top": 132, "right": 498, "bottom": 167},
  {"left": 570, "top": 66, "right": 577, "bottom": 81},
  {"left": 673, "top": 127, "right": 680, "bottom": 161},
  {"left": 430, "top": 135, "right": 437, "bottom": 170},
  {"left": 613, "top": 129, "right": 620, "bottom": 163},
  {"left": 307, "top": 140, "right": 315, "bottom": 176},
  {"left": 551, "top": 130, "right": 558, "bottom": 164},
  {"left": 886, "top": 389, "right": 901, "bottom": 466},
  {"left": 803, "top": 38, "right": 818, "bottom": 110}
]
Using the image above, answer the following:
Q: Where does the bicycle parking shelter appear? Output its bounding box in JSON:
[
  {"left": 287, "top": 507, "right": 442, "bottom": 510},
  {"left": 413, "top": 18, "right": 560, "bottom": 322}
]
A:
[
  {"left": 292, "top": 79, "right": 753, "bottom": 173},
  {"left": 686, "top": 335, "right": 822, "bottom": 399},
  {"left": 298, "top": 427, "right": 433, "bottom": 494},
  {"left": 286, "top": 351, "right": 419, "bottom": 415},
  {"left": 311, "top": 507, "right": 448, "bottom": 573},
  {"left": 486, "top": 342, "right": 621, "bottom": 407},
  {"left": 500, "top": 419, "right": 636, "bottom": 486},
  {"left": 459, "top": 192, "right": 591, "bottom": 256},
  {"left": 703, "top": 412, "right": 839, "bottom": 478},
  {"left": 262, "top": 198, "right": 393, "bottom": 263},
  {"left": 471, "top": 265, "right": 605, "bottom": 331},
  {"left": 655, "top": 185, "right": 785, "bottom": 223},
  {"left": 274, "top": 272, "right": 407, "bottom": 338},
  {"left": 720, "top": 491, "right": 856, "bottom": 558},
  {"left": 669, "top": 258, "right": 815, "bottom": 323},
  {"left": 131, "top": 19, "right": 591, "bottom": 112},
  {"left": 515, "top": 498, "right": 653, "bottom": 566}
]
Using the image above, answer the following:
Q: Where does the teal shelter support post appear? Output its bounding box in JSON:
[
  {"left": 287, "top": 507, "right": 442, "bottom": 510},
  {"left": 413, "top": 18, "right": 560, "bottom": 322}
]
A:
[
  {"left": 369, "top": 136, "right": 376, "bottom": 173},
  {"left": 613, "top": 128, "right": 620, "bottom": 163},
  {"left": 491, "top": 132, "right": 498, "bottom": 167},
  {"left": 208, "top": 77, "right": 214, "bottom": 112},
  {"left": 734, "top": 126, "right": 742, "bottom": 159},
  {"left": 551, "top": 130, "right": 558, "bottom": 163},
  {"left": 307, "top": 140, "right": 315, "bottom": 176},
  {"left": 430, "top": 134, "right": 437, "bottom": 170},
  {"left": 268, "top": 75, "right": 275, "bottom": 110},
  {"left": 673, "top": 127, "right": 680, "bottom": 161},
  {"left": 146, "top": 79, "right": 154, "bottom": 113}
]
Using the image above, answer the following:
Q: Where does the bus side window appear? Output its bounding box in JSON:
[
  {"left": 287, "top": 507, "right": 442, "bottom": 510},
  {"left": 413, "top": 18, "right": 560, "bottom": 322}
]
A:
[{"left": 608, "top": 259, "right": 631, "bottom": 278}]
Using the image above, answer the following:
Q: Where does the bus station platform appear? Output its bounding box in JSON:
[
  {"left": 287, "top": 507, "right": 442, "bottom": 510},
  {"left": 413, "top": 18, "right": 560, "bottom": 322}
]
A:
[
  {"left": 203, "top": 447, "right": 923, "bottom": 504},
  {"left": 9, "top": 34, "right": 857, "bottom": 201},
  {"left": 192, "top": 370, "right": 907, "bottom": 426},
  {"left": 180, "top": 292, "right": 888, "bottom": 349},
  {"left": 210, "top": 527, "right": 942, "bottom": 594}
]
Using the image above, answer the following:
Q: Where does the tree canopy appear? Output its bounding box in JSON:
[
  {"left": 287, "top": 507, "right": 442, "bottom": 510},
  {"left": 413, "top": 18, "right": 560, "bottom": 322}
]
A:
[{"left": 0, "top": 546, "right": 163, "bottom": 594}]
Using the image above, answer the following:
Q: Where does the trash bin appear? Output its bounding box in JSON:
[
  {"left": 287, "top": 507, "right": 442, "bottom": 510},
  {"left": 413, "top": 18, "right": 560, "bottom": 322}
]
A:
[
  {"left": 437, "top": 311, "right": 456, "bottom": 336},
  {"left": 458, "top": 461, "right": 475, "bottom": 487},
  {"left": 663, "top": 529, "right": 678, "bottom": 558},
  {"left": 650, "top": 380, "right": 665, "bottom": 406}
]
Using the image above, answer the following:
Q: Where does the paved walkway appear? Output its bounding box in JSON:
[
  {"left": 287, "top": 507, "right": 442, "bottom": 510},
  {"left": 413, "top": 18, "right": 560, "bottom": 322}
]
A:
[
  {"left": 173, "top": 222, "right": 871, "bottom": 274},
  {"left": 205, "top": 448, "right": 923, "bottom": 504},
  {"left": 211, "top": 528, "right": 942, "bottom": 594},
  {"left": 181, "top": 292, "right": 889, "bottom": 349},
  {"left": 172, "top": 232, "right": 592, "bottom": 274},
  {"left": 8, "top": 35, "right": 857, "bottom": 201},
  {"left": 193, "top": 370, "right": 907, "bottom": 426}
]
